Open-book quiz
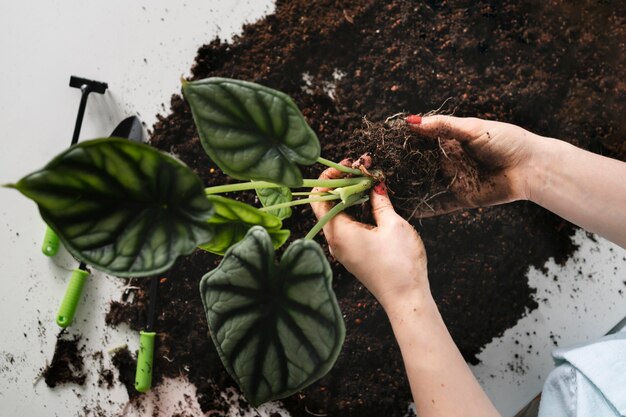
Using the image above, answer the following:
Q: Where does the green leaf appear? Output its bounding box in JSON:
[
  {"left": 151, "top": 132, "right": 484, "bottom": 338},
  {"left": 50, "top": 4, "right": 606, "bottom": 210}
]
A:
[
  {"left": 200, "top": 226, "right": 344, "bottom": 406},
  {"left": 256, "top": 185, "right": 293, "bottom": 220},
  {"left": 183, "top": 77, "right": 321, "bottom": 187},
  {"left": 10, "top": 138, "right": 214, "bottom": 277},
  {"left": 199, "top": 195, "right": 290, "bottom": 255}
]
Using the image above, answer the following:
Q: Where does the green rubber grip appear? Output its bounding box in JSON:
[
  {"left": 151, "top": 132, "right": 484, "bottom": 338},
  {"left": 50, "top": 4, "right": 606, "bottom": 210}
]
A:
[
  {"left": 56, "top": 268, "right": 89, "bottom": 328},
  {"left": 135, "top": 331, "right": 156, "bottom": 393},
  {"left": 42, "top": 226, "right": 60, "bottom": 256}
]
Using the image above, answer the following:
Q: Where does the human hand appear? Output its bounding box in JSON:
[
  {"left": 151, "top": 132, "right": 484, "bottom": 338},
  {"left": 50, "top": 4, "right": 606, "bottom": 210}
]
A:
[
  {"left": 405, "top": 115, "right": 545, "bottom": 217},
  {"left": 310, "top": 165, "right": 430, "bottom": 311}
]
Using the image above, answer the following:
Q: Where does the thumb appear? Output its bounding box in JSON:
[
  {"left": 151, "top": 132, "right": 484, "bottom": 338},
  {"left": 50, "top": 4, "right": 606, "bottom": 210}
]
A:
[{"left": 370, "top": 182, "right": 399, "bottom": 227}]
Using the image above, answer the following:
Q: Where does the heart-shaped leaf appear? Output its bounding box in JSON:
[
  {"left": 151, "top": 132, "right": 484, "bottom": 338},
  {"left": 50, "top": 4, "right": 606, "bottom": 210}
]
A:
[
  {"left": 256, "top": 185, "right": 293, "bottom": 220},
  {"left": 183, "top": 77, "right": 320, "bottom": 187},
  {"left": 199, "top": 195, "right": 289, "bottom": 255},
  {"left": 9, "top": 138, "right": 214, "bottom": 277},
  {"left": 200, "top": 226, "right": 345, "bottom": 406}
]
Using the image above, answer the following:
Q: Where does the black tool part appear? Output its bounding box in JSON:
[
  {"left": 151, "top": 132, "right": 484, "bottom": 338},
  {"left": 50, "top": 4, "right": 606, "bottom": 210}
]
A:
[
  {"left": 110, "top": 116, "right": 143, "bottom": 143},
  {"left": 69, "top": 76, "right": 108, "bottom": 146},
  {"left": 146, "top": 277, "right": 159, "bottom": 332}
]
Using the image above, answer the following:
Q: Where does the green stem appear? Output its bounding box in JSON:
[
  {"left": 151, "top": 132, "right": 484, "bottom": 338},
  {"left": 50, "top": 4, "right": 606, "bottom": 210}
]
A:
[
  {"left": 259, "top": 195, "right": 340, "bottom": 211},
  {"left": 331, "top": 178, "right": 373, "bottom": 203},
  {"left": 317, "top": 157, "right": 363, "bottom": 176},
  {"left": 302, "top": 178, "right": 366, "bottom": 188},
  {"left": 205, "top": 181, "right": 278, "bottom": 194},
  {"left": 205, "top": 178, "right": 367, "bottom": 194},
  {"left": 291, "top": 191, "right": 329, "bottom": 196},
  {"left": 304, "top": 195, "right": 369, "bottom": 240}
]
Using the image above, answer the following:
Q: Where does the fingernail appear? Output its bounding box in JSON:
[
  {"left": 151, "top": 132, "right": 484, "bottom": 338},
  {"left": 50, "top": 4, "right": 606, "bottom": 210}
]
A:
[
  {"left": 405, "top": 115, "right": 422, "bottom": 125},
  {"left": 374, "top": 182, "right": 387, "bottom": 195}
]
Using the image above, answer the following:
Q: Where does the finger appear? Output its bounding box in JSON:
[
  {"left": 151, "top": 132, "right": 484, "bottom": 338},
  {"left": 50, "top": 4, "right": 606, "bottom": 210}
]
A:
[
  {"left": 310, "top": 190, "right": 366, "bottom": 256},
  {"left": 310, "top": 159, "right": 366, "bottom": 246},
  {"left": 370, "top": 182, "right": 401, "bottom": 228},
  {"left": 310, "top": 158, "right": 353, "bottom": 220},
  {"left": 315, "top": 158, "right": 353, "bottom": 184},
  {"left": 405, "top": 115, "right": 483, "bottom": 144},
  {"left": 352, "top": 153, "right": 372, "bottom": 170}
]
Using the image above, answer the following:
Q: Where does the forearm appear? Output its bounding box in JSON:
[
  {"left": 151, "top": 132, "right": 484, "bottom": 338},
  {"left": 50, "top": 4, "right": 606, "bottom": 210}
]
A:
[
  {"left": 385, "top": 294, "right": 500, "bottom": 417},
  {"left": 527, "top": 137, "right": 626, "bottom": 248}
]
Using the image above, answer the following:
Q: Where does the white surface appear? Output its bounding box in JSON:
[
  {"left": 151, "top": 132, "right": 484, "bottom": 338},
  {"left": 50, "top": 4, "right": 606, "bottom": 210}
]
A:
[
  {"left": 472, "top": 229, "right": 626, "bottom": 416},
  {"left": 1, "top": 1, "right": 625, "bottom": 416}
]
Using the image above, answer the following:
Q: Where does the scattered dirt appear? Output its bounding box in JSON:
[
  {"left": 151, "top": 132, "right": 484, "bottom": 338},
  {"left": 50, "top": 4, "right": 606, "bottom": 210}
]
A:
[
  {"left": 93, "top": 352, "right": 115, "bottom": 389},
  {"left": 111, "top": 346, "right": 141, "bottom": 401},
  {"left": 43, "top": 334, "right": 86, "bottom": 388},
  {"left": 102, "top": 0, "right": 624, "bottom": 416}
]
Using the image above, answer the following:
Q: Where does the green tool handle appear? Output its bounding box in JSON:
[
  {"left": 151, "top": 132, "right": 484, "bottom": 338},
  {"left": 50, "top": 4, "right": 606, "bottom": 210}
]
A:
[
  {"left": 42, "top": 226, "right": 60, "bottom": 256},
  {"left": 56, "top": 268, "right": 89, "bottom": 328},
  {"left": 135, "top": 331, "right": 156, "bottom": 393}
]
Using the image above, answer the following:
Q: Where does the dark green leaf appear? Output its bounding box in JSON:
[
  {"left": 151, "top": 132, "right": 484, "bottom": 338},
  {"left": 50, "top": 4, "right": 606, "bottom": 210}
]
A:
[
  {"left": 200, "top": 226, "right": 344, "bottom": 406},
  {"left": 255, "top": 185, "right": 292, "bottom": 220},
  {"left": 183, "top": 77, "right": 320, "bottom": 187},
  {"left": 10, "top": 138, "right": 214, "bottom": 277},
  {"left": 199, "top": 195, "right": 289, "bottom": 255}
]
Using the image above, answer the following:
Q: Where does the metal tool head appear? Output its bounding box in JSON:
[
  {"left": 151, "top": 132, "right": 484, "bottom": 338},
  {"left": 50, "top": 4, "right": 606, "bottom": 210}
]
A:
[
  {"left": 69, "top": 75, "right": 108, "bottom": 94},
  {"left": 110, "top": 116, "right": 143, "bottom": 142}
]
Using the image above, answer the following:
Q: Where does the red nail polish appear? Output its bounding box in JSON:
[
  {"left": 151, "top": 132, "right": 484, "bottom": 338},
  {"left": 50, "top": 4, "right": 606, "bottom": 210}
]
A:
[
  {"left": 405, "top": 115, "right": 422, "bottom": 125},
  {"left": 374, "top": 182, "right": 387, "bottom": 195}
]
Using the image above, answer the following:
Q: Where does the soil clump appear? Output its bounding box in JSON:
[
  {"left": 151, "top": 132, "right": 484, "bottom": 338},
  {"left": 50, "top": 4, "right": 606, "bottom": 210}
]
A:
[{"left": 43, "top": 335, "right": 86, "bottom": 388}]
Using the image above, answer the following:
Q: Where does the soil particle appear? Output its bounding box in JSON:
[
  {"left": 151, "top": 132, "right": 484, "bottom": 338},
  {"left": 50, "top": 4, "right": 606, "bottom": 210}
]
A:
[{"left": 100, "top": 0, "right": 625, "bottom": 416}]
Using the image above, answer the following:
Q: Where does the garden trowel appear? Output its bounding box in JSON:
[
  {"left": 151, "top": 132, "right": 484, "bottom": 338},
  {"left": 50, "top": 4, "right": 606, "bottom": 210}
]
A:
[{"left": 55, "top": 116, "right": 143, "bottom": 328}]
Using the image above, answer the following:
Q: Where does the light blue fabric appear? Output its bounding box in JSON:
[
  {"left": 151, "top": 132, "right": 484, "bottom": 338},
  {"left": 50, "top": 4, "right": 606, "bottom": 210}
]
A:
[{"left": 537, "top": 329, "right": 626, "bottom": 417}]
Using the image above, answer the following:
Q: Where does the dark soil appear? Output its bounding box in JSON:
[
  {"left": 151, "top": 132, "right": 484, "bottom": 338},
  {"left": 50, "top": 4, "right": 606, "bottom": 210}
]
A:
[
  {"left": 104, "top": 1, "right": 625, "bottom": 416},
  {"left": 43, "top": 334, "right": 86, "bottom": 388},
  {"left": 111, "top": 346, "right": 141, "bottom": 401}
]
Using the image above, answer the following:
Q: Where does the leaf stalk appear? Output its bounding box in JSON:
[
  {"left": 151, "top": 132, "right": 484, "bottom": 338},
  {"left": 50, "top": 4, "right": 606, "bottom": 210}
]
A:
[
  {"left": 205, "top": 178, "right": 368, "bottom": 194},
  {"left": 258, "top": 195, "right": 340, "bottom": 212},
  {"left": 316, "top": 157, "right": 363, "bottom": 176},
  {"left": 304, "top": 195, "right": 369, "bottom": 240}
]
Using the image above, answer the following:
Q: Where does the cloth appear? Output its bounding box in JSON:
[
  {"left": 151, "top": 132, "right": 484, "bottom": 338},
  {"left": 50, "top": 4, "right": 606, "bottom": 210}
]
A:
[{"left": 537, "top": 329, "right": 626, "bottom": 417}]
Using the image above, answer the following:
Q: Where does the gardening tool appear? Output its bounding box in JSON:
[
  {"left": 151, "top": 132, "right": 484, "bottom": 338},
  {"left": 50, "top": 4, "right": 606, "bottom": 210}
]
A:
[
  {"left": 55, "top": 116, "right": 143, "bottom": 328},
  {"left": 42, "top": 76, "right": 109, "bottom": 257},
  {"left": 123, "top": 115, "right": 160, "bottom": 393},
  {"left": 134, "top": 276, "right": 159, "bottom": 393}
]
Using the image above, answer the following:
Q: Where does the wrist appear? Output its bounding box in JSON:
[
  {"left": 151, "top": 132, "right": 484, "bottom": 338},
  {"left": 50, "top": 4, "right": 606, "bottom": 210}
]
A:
[
  {"left": 519, "top": 134, "right": 567, "bottom": 203},
  {"left": 381, "top": 287, "right": 437, "bottom": 326}
]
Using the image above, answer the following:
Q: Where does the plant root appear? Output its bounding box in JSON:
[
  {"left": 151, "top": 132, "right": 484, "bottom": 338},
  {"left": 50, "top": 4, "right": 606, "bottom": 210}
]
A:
[{"left": 350, "top": 118, "right": 448, "bottom": 218}]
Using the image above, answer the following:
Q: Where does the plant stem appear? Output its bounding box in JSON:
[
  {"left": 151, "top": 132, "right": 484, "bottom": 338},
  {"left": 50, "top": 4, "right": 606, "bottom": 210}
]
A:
[
  {"left": 304, "top": 195, "right": 369, "bottom": 240},
  {"left": 205, "top": 181, "right": 278, "bottom": 194},
  {"left": 259, "top": 195, "right": 340, "bottom": 212},
  {"left": 331, "top": 178, "right": 373, "bottom": 203},
  {"left": 205, "top": 178, "right": 367, "bottom": 194},
  {"left": 317, "top": 157, "right": 363, "bottom": 176},
  {"left": 302, "top": 178, "right": 366, "bottom": 188},
  {"left": 291, "top": 191, "right": 329, "bottom": 196}
]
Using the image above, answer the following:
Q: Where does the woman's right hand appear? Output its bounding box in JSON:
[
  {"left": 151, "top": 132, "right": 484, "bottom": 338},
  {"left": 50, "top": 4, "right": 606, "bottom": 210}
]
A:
[{"left": 406, "top": 115, "right": 545, "bottom": 217}]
